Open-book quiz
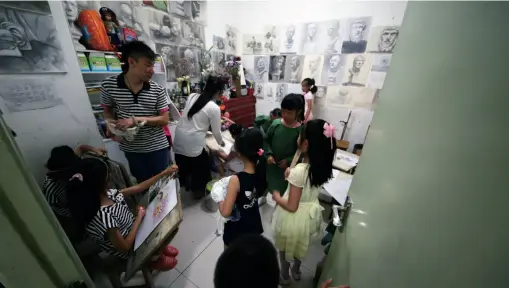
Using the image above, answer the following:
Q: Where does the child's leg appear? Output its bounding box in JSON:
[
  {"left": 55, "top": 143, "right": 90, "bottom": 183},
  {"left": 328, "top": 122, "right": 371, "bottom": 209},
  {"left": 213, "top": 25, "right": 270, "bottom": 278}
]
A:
[
  {"left": 278, "top": 251, "right": 291, "bottom": 284},
  {"left": 291, "top": 257, "right": 302, "bottom": 280}
]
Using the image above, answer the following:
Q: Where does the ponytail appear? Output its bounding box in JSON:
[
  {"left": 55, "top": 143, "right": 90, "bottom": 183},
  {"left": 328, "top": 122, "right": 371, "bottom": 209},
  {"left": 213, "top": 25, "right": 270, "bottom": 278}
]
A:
[
  {"left": 234, "top": 128, "right": 265, "bottom": 196},
  {"left": 303, "top": 78, "right": 317, "bottom": 93},
  {"left": 188, "top": 75, "right": 229, "bottom": 119}
]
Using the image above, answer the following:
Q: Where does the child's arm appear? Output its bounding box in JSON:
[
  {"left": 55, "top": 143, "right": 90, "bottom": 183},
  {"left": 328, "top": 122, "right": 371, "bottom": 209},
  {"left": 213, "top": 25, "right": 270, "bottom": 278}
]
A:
[
  {"left": 107, "top": 206, "right": 145, "bottom": 252},
  {"left": 120, "top": 165, "right": 178, "bottom": 196},
  {"left": 219, "top": 175, "right": 240, "bottom": 217},
  {"left": 264, "top": 121, "right": 278, "bottom": 164},
  {"left": 225, "top": 150, "right": 239, "bottom": 162},
  {"left": 273, "top": 185, "right": 302, "bottom": 212},
  {"left": 74, "top": 145, "right": 107, "bottom": 156}
]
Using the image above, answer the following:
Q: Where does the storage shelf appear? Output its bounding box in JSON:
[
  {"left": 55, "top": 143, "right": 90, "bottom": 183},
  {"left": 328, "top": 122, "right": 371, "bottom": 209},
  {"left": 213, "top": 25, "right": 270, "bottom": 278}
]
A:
[{"left": 81, "top": 71, "right": 165, "bottom": 75}]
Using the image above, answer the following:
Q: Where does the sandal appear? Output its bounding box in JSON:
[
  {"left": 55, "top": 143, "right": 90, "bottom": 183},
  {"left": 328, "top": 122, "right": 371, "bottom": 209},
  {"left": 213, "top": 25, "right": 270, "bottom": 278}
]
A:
[
  {"left": 149, "top": 255, "right": 177, "bottom": 271},
  {"left": 291, "top": 266, "right": 301, "bottom": 281},
  {"left": 163, "top": 245, "right": 179, "bottom": 257}
]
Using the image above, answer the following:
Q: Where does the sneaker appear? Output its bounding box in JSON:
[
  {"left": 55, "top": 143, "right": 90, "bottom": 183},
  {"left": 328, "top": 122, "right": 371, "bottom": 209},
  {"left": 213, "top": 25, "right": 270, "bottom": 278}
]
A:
[
  {"left": 149, "top": 255, "right": 177, "bottom": 271},
  {"left": 162, "top": 245, "right": 179, "bottom": 257}
]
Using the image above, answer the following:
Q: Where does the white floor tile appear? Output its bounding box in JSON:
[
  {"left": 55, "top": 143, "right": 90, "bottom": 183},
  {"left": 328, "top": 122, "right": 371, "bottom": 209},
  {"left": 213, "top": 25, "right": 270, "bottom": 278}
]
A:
[
  {"left": 153, "top": 269, "right": 181, "bottom": 288},
  {"left": 182, "top": 236, "right": 224, "bottom": 288},
  {"left": 172, "top": 203, "right": 219, "bottom": 272},
  {"left": 169, "top": 275, "right": 200, "bottom": 288}
]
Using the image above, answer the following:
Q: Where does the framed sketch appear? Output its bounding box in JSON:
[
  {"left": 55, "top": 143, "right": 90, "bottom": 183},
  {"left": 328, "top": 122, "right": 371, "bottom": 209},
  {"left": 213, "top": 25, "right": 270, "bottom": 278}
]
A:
[
  {"left": 275, "top": 84, "right": 288, "bottom": 102},
  {"left": 0, "top": 5, "right": 67, "bottom": 73},
  {"left": 263, "top": 25, "right": 280, "bottom": 55},
  {"left": 301, "top": 22, "right": 322, "bottom": 55},
  {"left": 253, "top": 56, "right": 269, "bottom": 83},
  {"left": 147, "top": 11, "right": 181, "bottom": 45},
  {"left": 254, "top": 82, "right": 265, "bottom": 100},
  {"left": 342, "top": 54, "right": 372, "bottom": 87},
  {"left": 243, "top": 34, "right": 264, "bottom": 55},
  {"left": 169, "top": 1, "right": 190, "bottom": 18},
  {"left": 156, "top": 44, "right": 178, "bottom": 81},
  {"left": 190, "top": 1, "right": 206, "bottom": 24},
  {"left": 341, "top": 17, "right": 372, "bottom": 54},
  {"left": 321, "top": 54, "right": 347, "bottom": 85},
  {"left": 213, "top": 35, "right": 226, "bottom": 51},
  {"left": 269, "top": 56, "right": 286, "bottom": 82},
  {"left": 320, "top": 20, "right": 343, "bottom": 55},
  {"left": 283, "top": 55, "right": 304, "bottom": 83},
  {"left": 180, "top": 20, "right": 205, "bottom": 49},
  {"left": 371, "top": 54, "right": 392, "bottom": 72},
  {"left": 315, "top": 86, "right": 328, "bottom": 107},
  {"left": 176, "top": 47, "right": 200, "bottom": 81},
  {"left": 367, "top": 26, "right": 399, "bottom": 53},
  {"left": 280, "top": 24, "right": 302, "bottom": 54},
  {"left": 301, "top": 55, "right": 324, "bottom": 82},
  {"left": 225, "top": 25, "right": 240, "bottom": 55}
]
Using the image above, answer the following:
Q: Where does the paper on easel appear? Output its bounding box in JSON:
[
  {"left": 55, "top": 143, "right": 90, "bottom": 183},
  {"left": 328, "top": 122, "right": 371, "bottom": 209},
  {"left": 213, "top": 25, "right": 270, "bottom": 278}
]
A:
[
  {"left": 134, "top": 179, "right": 178, "bottom": 250},
  {"left": 323, "top": 170, "right": 352, "bottom": 205}
]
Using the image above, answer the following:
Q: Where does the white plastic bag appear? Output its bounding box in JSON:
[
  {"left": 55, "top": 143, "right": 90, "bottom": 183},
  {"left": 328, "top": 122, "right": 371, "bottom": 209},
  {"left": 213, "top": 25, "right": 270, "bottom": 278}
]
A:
[{"left": 211, "top": 176, "right": 232, "bottom": 235}]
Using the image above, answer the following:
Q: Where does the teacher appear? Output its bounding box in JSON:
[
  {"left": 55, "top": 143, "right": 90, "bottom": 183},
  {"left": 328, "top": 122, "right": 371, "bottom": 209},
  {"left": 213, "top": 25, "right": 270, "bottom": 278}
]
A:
[{"left": 173, "top": 75, "right": 227, "bottom": 199}]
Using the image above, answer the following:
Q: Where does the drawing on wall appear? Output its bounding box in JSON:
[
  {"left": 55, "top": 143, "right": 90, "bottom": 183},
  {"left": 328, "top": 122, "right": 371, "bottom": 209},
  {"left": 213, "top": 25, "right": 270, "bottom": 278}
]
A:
[
  {"left": 180, "top": 20, "right": 205, "bottom": 48},
  {"left": 286, "top": 83, "right": 302, "bottom": 94},
  {"left": 0, "top": 6, "right": 67, "bottom": 74},
  {"left": 367, "top": 26, "right": 399, "bottom": 53},
  {"left": 254, "top": 83, "right": 265, "bottom": 99},
  {"left": 61, "top": 0, "right": 85, "bottom": 50},
  {"left": 243, "top": 34, "right": 264, "bottom": 55},
  {"left": 213, "top": 35, "right": 225, "bottom": 50},
  {"left": 350, "top": 87, "right": 376, "bottom": 109},
  {"left": 147, "top": 11, "right": 181, "bottom": 45},
  {"left": 242, "top": 55, "right": 254, "bottom": 80},
  {"left": 0, "top": 78, "right": 62, "bottom": 112},
  {"left": 322, "top": 20, "right": 342, "bottom": 54},
  {"left": 301, "top": 55, "right": 324, "bottom": 82},
  {"left": 190, "top": 1, "right": 206, "bottom": 24},
  {"left": 225, "top": 25, "right": 239, "bottom": 54},
  {"left": 253, "top": 56, "right": 269, "bottom": 83},
  {"left": 156, "top": 44, "right": 178, "bottom": 81},
  {"left": 301, "top": 22, "right": 321, "bottom": 54},
  {"left": 326, "top": 86, "right": 375, "bottom": 108},
  {"left": 315, "top": 86, "right": 327, "bottom": 107},
  {"left": 371, "top": 54, "right": 392, "bottom": 72},
  {"left": 367, "top": 71, "right": 386, "bottom": 90},
  {"left": 276, "top": 84, "right": 288, "bottom": 102},
  {"left": 177, "top": 47, "right": 199, "bottom": 80},
  {"left": 321, "top": 54, "right": 346, "bottom": 85},
  {"left": 263, "top": 25, "right": 280, "bottom": 55},
  {"left": 269, "top": 56, "right": 286, "bottom": 82},
  {"left": 283, "top": 55, "right": 304, "bottom": 83},
  {"left": 371, "top": 89, "right": 381, "bottom": 110},
  {"left": 169, "top": 1, "right": 189, "bottom": 18},
  {"left": 341, "top": 17, "right": 372, "bottom": 54},
  {"left": 326, "top": 86, "right": 351, "bottom": 107},
  {"left": 212, "top": 51, "right": 226, "bottom": 68},
  {"left": 342, "top": 54, "right": 372, "bottom": 87},
  {"left": 0, "top": 1, "right": 50, "bottom": 14},
  {"left": 280, "top": 24, "right": 301, "bottom": 54}
]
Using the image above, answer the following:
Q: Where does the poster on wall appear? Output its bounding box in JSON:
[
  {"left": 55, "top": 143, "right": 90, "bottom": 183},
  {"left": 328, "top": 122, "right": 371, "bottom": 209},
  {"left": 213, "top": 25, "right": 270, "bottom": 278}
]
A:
[
  {"left": 301, "top": 22, "right": 323, "bottom": 55},
  {"left": 0, "top": 78, "right": 62, "bottom": 112},
  {"left": 213, "top": 35, "right": 226, "bottom": 51},
  {"left": 284, "top": 55, "right": 304, "bottom": 83},
  {"left": 366, "top": 26, "right": 399, "bottom": 53},
  {"left": 275, "top": 84, "right": 288, "bottom": 102},
  {"left": 265, "top": 83, "right": 276, "bottom": 103},
  {"left": 242, "top": 34, "right": 264, "bottom": 55},
  {"left": 321, "top": 54, "right": 347, "bottom": 85},
  {"left": 225, "top": 25, "right": 240, "bottom": 55},
  {"left": 341, "top": 17, "right": 372, "bottom": 54},
  {"left": 0, "top": 4, "right": 67, "bottom": 73},
  {"left": 156, "top": 44, "right": 178, "bottom": 81},
  {"left": 253, "top": 56, "right": 270, "bottom": 83},
  {"left": 279, "top": 24, "right": 303, "bottom": 54},
  {"left": 301, "top": 55, "right": 324, "bottom": 82},
  {"left": 341, "top": 53, "right": 372, "bottom": 87},
  {"left": 263, "top": 25, "right": 280, "bottom": 55},
  {"left": 320, "top": 20, "right": 343, "bottom": 54},
  {"left": 269, "top": 56, "right": 286, "bottom": 82}
]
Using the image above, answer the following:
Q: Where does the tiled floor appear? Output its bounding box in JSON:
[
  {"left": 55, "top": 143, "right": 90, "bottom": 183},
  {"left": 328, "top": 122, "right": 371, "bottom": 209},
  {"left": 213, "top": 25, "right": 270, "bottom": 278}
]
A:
[{"left": 93, "top": 192, "right": 325, "bottom": 288}]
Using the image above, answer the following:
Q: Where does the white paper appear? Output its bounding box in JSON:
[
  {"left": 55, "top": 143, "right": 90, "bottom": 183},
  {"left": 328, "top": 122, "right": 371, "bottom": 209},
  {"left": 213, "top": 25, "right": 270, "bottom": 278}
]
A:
[
  {"left": 335, "top": 150, "right": 359, "bottom": 166},
  {"left": 219, "top": 139, "right": 234, "bottom": 155},
  {"left": 134, "top": 179, "right": 178, "bottom": 250},
  {"left": 0, "top": 78, "right": 62, "bottom": 112},
  {"left": 323, "top": 170, "right": 353, "bottom": 205}
]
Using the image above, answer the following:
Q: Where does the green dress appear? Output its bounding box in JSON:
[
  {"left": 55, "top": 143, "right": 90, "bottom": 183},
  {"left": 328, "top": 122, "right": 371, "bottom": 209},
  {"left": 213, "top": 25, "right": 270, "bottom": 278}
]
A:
[{"left": 265, "top": 119, "right": 302, "bottom": 194}]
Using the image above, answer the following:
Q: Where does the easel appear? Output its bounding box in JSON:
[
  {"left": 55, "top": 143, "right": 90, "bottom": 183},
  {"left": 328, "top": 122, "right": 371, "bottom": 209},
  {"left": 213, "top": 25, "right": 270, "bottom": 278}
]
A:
[{"left": 336, "top": 111, "right": 351, "bottom": 151}]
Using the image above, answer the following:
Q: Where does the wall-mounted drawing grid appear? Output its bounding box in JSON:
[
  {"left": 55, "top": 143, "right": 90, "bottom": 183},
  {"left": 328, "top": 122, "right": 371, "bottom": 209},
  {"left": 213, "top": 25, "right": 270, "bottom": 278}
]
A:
[
  {"left": 341, "top": 17, "right": 372, "bottom": 54},
  {"left": 253, "top": 56, "right": 270, "bottom": 83},
  {"left": 301, "top": 55, "right": 324, "bottom": 82},
  {"left": 263, "top": 25, "right": 280, "bottom": 55},
  {"left": 269, "top": 56, "right": 286, "bottom": 82},
  {"left": 243, "top": 34, "right": 264, "bottom": 55},
  {"left": 367, "top": 26, "right": 399, "bottom": 53},
  {"left": 283, "top": 55, "right": 304, "bottom": 83},
  {"left": 321, "top": 54, "right": 347, "bottom": 85},
  {"left": 342, "top": 53, "right": 372, "bottom": 87}
]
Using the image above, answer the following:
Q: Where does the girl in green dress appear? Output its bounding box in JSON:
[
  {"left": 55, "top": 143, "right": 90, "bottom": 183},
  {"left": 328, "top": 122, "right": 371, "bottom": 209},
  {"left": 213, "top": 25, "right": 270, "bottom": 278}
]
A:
[{"left": 265, "top": 94, "right": 305, "bottom": 195}]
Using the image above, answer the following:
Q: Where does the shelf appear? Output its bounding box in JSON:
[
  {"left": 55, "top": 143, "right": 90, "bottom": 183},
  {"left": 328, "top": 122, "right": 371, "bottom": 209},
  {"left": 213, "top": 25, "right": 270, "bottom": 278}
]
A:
[
  {"left": 76, "top": 49, "right": 160, "bottom": 56},
  {"left": 81, "top": 71, "right": 165, "bottom": 75}
]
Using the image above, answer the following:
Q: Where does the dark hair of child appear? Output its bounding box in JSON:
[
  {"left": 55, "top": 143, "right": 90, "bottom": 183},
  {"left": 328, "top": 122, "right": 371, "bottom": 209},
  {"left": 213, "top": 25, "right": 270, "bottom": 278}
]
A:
[
  {"left": 234, "top": 127, "right": 266, "bottom": 195},
  {"left": 45, "top": 145, "right": 82, "bottom": 181},
  {"left": 302, "top": 78, "right": 318, "bottom": 93},
  {"left": 270, "top": 108, "right": 282, "bottom": 118},
  {"left": 188, "top": 75, "right": 229, "bottom": 119},
  {"left": 119, "top": 40, "right": 156, "bottom": 72},
  {"left": 228, "top": 123, "right": 244, "bottom": 138},
  {"left": 300, "top": 119, "right": 336, "bottom": 186},
  {"left": 66, "top": 158, "right": 109, "bottom": 235},
  {"left": 281, "top": 93, "right": 305, "bottom": 122},
  {"left": 214, "top": 234, "right": 280, "bottom": 288}
]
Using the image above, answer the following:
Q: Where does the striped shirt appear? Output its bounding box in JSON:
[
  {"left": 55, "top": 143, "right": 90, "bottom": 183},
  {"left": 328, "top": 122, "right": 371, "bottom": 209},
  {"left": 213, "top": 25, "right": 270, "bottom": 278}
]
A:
[
  {"left": 42, "top": 177, "right": 72, "bottom": 218},
  {"left": 86, "top": 189, "right": 134, "bottom": 259},
  {"left": 100, "top": 74, "right": 169, "bottom": 153}
]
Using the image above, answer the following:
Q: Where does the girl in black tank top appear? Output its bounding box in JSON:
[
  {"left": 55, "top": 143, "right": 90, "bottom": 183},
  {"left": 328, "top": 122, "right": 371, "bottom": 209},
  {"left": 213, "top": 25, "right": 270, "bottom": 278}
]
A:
[{"left": 219, "top": 127, "right": 265, "bottom": 246}]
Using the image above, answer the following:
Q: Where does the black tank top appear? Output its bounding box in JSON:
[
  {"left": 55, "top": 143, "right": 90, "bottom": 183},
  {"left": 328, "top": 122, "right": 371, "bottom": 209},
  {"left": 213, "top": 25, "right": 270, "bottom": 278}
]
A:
[{"left": 223, "top": 172, "right": 264, "bottom": 245}]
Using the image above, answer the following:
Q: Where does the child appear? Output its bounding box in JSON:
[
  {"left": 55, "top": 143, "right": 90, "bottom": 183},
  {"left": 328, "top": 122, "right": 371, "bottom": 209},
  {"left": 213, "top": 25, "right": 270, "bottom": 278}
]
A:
[
  {"left": 213, "top": 123, "right": 244, "bottom": 177},
  {"left": 254, "top": 108, "right": 282, "bottom": 135},
  {"left": 219, "top": 128, "right": 265, "bottom": 247},
  {"left": 272, "top": 119, "right": 336, "bottom": 284},
  {"left": 67, "top": 158, "right": 180, "bottom": 271},
  {"left": 265, "top": 94, "right": 304, "bottom": 195},
  {"left": 302, "top": 78, "right": 317, "bottom": 123}
]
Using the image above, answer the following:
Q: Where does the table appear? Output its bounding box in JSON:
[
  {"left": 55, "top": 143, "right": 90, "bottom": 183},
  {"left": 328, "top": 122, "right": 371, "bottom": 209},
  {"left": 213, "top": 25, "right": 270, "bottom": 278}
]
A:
[
  {"left": 333, "top": 149, "right": 360, "bottom": 173},
  {"left": 124, "top": 180, "right": 183, "bottom": 285}
]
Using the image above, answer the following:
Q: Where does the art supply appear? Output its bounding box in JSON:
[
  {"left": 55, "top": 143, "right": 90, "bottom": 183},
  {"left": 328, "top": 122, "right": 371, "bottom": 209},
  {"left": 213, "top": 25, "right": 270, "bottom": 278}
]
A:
[
  {"left": 134, "top": 179, "right": 178, "bottom": 250},
  {"left": 77, "top": 52, "right": 90, "bottom": 72},
  {"left": 105, "top": 54, "right": 121, "bottom": 72}
]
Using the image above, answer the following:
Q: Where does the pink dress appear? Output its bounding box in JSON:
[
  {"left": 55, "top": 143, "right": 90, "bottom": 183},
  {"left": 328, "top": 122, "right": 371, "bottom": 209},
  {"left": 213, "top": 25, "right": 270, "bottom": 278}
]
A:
[{"left": 304, "top": 91, "right": 313, "bottom": 122}]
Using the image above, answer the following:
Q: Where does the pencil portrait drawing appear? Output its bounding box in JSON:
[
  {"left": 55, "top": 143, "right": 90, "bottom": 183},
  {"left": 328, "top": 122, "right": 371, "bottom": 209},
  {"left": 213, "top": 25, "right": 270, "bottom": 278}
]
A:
[
  {"left": 276, "top": 84, "right": 288, "bottom": 102},
  {"left": 263, "top": 25, "right": 279, "bottom": 54},
  {"left": 269, "top": 55, "right": 286, "bottom": 82},
  {"left": 302, "top": 55, "right": 324, "bottom": 82},
  {"left": 301, "top": 22, "right": 319, "bottom": 54},
  {"left": 367, "top": 26, "right": 399, "bottom": 53},
  {"left": 341, "top": 17, "right": 372, "bottom": 54},
  {"left": 253, "top": 56, "right": 269, "bottom": 82},
  {"left": 342, "top": 54, "right": 372, "bottom": 87},
  {"left": 284, "top": 55, "right": 304, "bottom": 83},
  {"left": 323, "top": 20, "right": 342, "bottom": 54},
  {"left": 322, "top": 54, "right": 345, "bottom": 85}
]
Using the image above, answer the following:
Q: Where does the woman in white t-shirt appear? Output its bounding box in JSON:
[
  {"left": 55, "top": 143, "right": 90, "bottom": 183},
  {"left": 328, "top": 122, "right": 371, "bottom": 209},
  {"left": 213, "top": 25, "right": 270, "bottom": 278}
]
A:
[
  {"left": 301, "top": 78, "right": 317, "bottom": 123},
  {"left": 173, "top": 76, "right": 228, "bottom": 199}
]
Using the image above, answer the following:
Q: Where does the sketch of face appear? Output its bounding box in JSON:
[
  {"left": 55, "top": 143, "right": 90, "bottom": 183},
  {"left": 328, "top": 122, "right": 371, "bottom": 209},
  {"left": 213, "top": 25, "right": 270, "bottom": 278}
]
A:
[
  {"left": 286, "top": 26, "right": 295, "bottom": 41},
  {"left": 291, "top": 56, "right": 300, "bottom": 70},
  {"left": 327, "top": 22, "right": 339, "bottom": 37},
  {"left": 256, "top": 58, "right": 266, "bottom": 71},
  {"left": 309, "top": 58, "right": 319, "bottom": 72},
  {"left": 379, "top": 27, "right": 398, "bottom": 51},
  {"left": 329, "top": 55, "right": 340, "bottom": 71},
  {"left": 62, "top": 0, "right": 78, "bottom": 21},
  {"left": 257, "top": 85, "right": 262, "bottom": 94},
  {"left": 349, "top": 20, "right": 366, "bottom": 42},
  {"left": 354, "top": 56, "right": 365, "bottom": 69},
  {"left": 307, "top": 23, "right": 317, "bottom": 40},
  {"left": 275, "top": 57, "right": 284, "bottom": 69}
]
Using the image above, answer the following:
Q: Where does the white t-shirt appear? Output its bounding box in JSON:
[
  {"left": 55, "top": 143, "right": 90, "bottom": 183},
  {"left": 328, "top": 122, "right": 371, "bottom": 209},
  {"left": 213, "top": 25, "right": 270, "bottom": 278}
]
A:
[
  {"left": 173, "top": 93, "right": 223, "bottom": 157},
  {"left": 304, "top": 91, "right": 314, "bottom": 121}
]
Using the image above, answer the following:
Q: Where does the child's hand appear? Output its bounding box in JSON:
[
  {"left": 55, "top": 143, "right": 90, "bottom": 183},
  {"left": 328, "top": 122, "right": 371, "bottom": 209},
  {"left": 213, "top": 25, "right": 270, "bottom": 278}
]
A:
[
  {"left": 272, "top": 191, "right": 281, "bottom": 201},
  {"left": 267, "top": 156, "right": 276, "bottom": 165},
  {"left": 284, "top": 168, "right": 290, "bottom": 179},
  {"left": 136, "top": 206, "right": 146, "bottom": 218},
  {"left": 278, "top": 159, "right": 288, "bottom": 169},
  {"left": 165, "top": 165, "right": 179, "bottom": 175},
  {"left": 92, "top": 147, "right": 107, "bottom": 155}
]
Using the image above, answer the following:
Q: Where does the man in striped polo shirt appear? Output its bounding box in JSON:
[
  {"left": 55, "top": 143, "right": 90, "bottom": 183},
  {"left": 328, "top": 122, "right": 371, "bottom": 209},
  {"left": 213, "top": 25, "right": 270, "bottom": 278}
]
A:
[{"left": 101, "top": 41, "right": 170, "bottom": 183}]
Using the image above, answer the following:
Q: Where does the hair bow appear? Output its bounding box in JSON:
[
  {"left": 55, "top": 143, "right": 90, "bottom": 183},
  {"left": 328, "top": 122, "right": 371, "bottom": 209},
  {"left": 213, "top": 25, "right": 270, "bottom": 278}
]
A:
[
  {"left": 323, "top": 123, "right": 336, "bottom": 149},
  {"left": 70, "top": 173, "right": 83, "bottom": 182},
  {"left": 257, "top": 149, "right": 264, "bottom": 156}
]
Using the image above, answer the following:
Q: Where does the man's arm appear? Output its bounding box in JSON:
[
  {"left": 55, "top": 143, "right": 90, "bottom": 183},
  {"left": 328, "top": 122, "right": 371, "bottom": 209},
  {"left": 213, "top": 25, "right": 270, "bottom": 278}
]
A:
[
  {"left": 100, "top": 83, "right": 115, "bottom": 121},
  {"left": 135, "top": 86, "right": 169, "bottom": 127}
]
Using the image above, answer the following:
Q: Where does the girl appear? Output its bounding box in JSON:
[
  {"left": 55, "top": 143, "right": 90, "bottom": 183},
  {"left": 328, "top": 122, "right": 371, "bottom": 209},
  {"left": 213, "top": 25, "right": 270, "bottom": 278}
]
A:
[
  {"left": 265, "top": 94, "right": 304, "bottom": 195},
  {"left": 302, "top": 78, "right": 317, "bottom": 123},
  {"left": 219, "top": 128, "right": 265, "bottom": 247},
  {"left": 213, "top": 123, "right": 244, "bottom": 177},
  {"left": 272, "top": 119, "right": 336, "bottom": 284},
  {"left": 67, "top": 158, "right": 180, "bottom": 271},
  {"left": 173, "top": 75, "right": 228, "bottom": 199}
]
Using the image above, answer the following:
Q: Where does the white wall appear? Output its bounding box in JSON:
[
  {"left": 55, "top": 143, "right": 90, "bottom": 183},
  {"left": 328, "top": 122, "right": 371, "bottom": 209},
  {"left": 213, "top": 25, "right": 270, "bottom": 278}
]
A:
[
  {"left": 0, "top": 1, "right": 103, "bottom": 184},
  {"left": 205, "top": 0, "right": 407, "bottom": 150}
]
